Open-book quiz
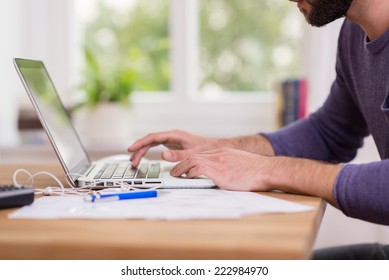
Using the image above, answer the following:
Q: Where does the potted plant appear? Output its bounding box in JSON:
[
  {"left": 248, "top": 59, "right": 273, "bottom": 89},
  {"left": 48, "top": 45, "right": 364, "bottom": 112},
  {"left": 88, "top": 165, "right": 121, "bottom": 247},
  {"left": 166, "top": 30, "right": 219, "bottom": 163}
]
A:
[{"left": 73, "top": 47, "right": 137, "bottom": 147}]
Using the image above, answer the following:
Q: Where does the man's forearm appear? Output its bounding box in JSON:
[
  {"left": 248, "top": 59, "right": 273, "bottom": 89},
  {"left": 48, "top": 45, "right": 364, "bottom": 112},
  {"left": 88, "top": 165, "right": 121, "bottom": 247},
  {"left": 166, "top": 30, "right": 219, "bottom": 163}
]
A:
[{"left": 264, "top": 157, "right": 343, "bottom": 207}]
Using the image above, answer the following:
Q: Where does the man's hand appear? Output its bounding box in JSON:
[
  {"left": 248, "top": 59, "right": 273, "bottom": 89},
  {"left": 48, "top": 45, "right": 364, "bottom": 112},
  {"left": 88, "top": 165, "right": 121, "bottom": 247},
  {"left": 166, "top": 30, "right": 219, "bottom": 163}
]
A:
[
  {"left": 170, "top": 147, "right": 342, "bottom": 207},
  {"left": 171, "top": 148, "right": 273, "bottom": 191},
  {"left": 128, "top": 130, "right": 221, "bottom": 167},
  {"left": 128, "top": 129, "right": 274, "bottom": 168}
]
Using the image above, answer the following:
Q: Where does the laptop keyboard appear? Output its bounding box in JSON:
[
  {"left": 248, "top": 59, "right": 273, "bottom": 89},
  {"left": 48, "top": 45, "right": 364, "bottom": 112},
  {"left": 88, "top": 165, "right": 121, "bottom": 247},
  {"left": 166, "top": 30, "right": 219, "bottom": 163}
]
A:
[{"left": 93, "top": 163, "right": 161, "bottom": 180}]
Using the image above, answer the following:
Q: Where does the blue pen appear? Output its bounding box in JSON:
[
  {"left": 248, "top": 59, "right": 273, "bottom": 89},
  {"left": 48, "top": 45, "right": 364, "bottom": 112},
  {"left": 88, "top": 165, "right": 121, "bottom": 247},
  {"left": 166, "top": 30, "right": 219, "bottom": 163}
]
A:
[{"left": 84, "top": 190, "right": 158, "bottom": 203}]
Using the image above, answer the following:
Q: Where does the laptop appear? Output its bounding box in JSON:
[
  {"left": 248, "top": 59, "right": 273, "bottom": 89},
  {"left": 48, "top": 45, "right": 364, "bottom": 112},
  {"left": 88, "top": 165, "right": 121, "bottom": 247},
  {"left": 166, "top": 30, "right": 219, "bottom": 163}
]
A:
[{"left": 14, "top": 58, "right": 215, "bottom": 189}]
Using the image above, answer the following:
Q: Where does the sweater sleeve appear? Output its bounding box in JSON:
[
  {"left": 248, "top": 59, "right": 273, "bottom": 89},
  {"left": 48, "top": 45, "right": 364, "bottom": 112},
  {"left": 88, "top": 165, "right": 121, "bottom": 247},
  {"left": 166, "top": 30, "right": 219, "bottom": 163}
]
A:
[{"left": 335, "top": 161, "right": 389, "bottom": 225}]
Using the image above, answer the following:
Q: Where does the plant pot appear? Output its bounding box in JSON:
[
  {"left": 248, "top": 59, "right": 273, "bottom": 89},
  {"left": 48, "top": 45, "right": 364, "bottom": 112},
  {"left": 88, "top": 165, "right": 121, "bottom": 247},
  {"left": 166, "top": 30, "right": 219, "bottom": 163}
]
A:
[{"left": 73, "top": 102, "right": 132, "bottom": 148}]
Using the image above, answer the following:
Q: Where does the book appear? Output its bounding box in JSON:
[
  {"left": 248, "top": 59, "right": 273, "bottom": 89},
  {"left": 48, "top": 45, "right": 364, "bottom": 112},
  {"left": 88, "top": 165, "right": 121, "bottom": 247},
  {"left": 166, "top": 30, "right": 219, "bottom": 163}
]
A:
[{"left": 277, "top": 79, "right": 308, "bottom": 127}]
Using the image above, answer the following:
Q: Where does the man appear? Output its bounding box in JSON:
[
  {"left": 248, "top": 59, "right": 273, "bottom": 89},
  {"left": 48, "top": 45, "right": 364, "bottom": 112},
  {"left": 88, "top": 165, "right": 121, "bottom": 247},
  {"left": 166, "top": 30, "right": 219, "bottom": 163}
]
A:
[{"left": 128, "top": 0, "right": 389, "bottom": 259}]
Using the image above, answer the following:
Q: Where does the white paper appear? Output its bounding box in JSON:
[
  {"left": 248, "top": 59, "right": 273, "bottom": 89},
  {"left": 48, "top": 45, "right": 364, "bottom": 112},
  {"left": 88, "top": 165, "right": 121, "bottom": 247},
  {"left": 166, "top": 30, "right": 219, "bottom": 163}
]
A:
[{"left": 8, "top": 189, "right": 314, "bottom": 220}]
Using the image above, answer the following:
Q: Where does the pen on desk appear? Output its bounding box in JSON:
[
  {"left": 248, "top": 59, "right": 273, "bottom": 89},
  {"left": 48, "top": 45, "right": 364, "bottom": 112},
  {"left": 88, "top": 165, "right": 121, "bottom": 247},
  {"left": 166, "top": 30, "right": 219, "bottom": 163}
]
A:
[{"left": 84, "top": 189, "right": 158, "bottom": 203}]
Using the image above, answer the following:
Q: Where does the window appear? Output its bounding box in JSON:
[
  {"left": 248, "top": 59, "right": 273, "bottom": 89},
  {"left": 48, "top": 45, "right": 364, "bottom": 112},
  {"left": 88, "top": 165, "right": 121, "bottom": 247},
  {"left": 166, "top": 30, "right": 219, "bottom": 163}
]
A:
[
  {"left": 199, "top": 0, "right": 302, "bottom": 98},
  {"left": 77, "top": 0, "right": 170, "bottom": 93},
  {"left": 0, "top": 0, "right": 338, "bottom": 148},
  {"left": 74, "top": 0, "right": 303, "bottom": 138},
  {"left": 77, "top": 0, "right": 302, "bottom": 98}
]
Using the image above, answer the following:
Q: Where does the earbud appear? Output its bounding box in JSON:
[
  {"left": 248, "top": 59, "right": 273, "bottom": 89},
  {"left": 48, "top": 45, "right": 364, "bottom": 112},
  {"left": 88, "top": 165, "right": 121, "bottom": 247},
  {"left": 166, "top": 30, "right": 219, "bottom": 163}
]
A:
[{"left": 43, "top": 186, "right": 53, "bottom": 196}]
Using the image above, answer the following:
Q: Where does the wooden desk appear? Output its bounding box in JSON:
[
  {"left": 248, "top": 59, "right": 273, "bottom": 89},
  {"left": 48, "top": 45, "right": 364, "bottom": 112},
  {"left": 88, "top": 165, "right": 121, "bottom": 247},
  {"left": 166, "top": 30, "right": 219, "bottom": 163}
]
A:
[{"left": 0, "top": 163, "right": 325, "bottom": 260}]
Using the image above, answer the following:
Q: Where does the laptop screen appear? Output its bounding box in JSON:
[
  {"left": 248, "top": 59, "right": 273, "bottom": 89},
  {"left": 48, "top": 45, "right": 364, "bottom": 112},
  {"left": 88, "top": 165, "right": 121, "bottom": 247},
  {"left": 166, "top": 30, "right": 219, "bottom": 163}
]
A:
[{"left": 14, "top": 58, "right": 91, "bottom": 181}]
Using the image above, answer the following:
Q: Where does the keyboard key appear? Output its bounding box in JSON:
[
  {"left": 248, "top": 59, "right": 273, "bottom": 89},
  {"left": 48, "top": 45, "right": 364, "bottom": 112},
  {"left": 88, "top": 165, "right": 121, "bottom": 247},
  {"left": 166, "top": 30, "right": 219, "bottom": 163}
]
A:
[{"left": 147, "top": 172, "right": 160, "bottom": 179}]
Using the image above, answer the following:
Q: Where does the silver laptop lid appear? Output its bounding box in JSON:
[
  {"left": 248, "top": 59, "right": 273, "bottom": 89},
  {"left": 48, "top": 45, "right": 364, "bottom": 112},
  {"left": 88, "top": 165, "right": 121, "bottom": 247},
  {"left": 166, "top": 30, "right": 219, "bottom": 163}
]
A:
[{"left": 13, "top": 58, "right": 91, "bottom": 184}]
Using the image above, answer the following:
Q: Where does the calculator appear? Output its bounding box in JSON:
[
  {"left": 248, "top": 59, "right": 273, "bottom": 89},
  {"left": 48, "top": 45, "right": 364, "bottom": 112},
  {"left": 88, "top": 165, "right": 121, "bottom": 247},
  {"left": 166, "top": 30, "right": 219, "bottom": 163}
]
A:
[{"left": 0, "top": 184, "right": 34, "bottom": 209}]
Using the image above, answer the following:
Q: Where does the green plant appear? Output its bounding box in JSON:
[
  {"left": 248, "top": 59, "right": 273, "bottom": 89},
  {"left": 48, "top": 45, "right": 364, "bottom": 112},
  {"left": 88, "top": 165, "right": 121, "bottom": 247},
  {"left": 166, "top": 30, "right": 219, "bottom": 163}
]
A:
[
  {"left": 82, "top": 0, "right": 170, "bottom": 95},
  {"left": 78, "top": 47, "right": 137, "bottom": 108}
]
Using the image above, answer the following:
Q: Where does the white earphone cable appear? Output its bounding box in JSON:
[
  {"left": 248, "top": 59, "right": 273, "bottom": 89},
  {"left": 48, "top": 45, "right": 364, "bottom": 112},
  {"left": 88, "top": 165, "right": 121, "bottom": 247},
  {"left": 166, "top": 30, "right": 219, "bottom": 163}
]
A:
[{"left": 12, "top": 168, "right": 160, "bottom": 197}]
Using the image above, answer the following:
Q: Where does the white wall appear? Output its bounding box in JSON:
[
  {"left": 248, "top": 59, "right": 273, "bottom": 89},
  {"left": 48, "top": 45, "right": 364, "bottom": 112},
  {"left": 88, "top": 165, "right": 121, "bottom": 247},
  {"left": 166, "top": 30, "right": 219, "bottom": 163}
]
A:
[
  {"left": 0, "top": 1, "right": 23, "bottom": 146},
  {"left": 0, "top": 0, "right": 74, "bottom": 148},
  {"left": 302, "top": 19, "right": 342, "bottom": 112},
  {"left": 18, "top": 0, "right": 74, "bottom": 94}
]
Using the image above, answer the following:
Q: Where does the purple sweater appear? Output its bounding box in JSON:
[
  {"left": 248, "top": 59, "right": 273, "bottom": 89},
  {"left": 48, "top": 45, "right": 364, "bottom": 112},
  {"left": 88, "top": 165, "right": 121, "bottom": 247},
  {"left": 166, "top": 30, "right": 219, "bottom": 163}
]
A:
[{"left": 264, "top": 19, "right": 389, "bottom": 225}]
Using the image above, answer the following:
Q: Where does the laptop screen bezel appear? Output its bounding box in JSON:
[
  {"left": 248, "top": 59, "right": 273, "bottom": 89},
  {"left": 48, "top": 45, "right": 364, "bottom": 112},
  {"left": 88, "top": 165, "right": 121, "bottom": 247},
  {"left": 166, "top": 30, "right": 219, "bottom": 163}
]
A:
[{"left": 13, "top": 58, "right": 92, "bottom": 186}]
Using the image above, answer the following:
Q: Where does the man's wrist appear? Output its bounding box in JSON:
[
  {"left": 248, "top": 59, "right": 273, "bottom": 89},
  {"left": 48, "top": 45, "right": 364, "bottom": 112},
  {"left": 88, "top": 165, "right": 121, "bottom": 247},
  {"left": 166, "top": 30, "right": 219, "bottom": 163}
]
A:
[
  {"left": 218, "top": 134, "right": 275, "bottom": 156},
  {"left": 265, "top": 156, "right": 342, "bottom": 206}
]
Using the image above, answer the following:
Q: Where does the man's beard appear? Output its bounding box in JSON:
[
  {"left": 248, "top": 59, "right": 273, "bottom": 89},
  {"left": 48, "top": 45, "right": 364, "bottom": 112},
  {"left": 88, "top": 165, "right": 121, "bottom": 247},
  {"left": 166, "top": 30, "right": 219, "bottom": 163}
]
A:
[{"left": 305, "top": 0, "right": 354, "bottom": 27}]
